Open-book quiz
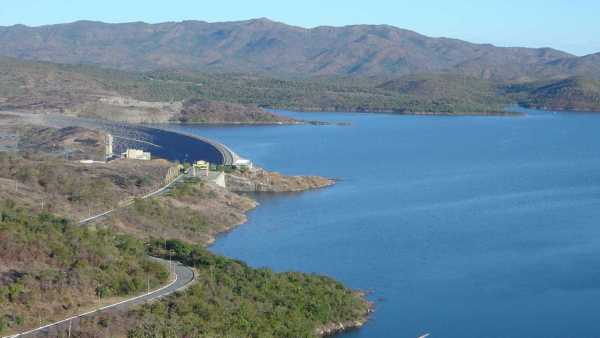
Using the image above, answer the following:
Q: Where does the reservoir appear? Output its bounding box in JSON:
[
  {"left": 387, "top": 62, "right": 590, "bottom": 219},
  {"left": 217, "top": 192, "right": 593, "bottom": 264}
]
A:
[{"left": 172, "top": 107, "right": 600, "bottom": 338}]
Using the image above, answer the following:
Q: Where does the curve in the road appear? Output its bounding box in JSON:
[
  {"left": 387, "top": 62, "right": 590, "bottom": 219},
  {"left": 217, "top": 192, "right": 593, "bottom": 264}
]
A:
[
  {"left": 4, "top": 258, "right": 195, "bottom": 338},
  {"left": 0, "top": 113, "right": 225, "bottom": 337}
]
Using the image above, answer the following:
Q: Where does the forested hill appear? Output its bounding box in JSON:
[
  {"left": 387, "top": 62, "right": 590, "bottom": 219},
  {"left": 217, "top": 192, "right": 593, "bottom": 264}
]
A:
[
  {"left": 1, "top": 56, "right": 600, "bottom": 114},
  {"left": 0, "top": 19, "right": 597, "bottom": 80},
  {"left": 514, "top": 77, "right": 600, "bottom": 112}
]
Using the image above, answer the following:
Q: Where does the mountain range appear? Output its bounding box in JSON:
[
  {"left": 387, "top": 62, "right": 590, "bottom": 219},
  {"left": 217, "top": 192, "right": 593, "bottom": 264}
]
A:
[{"left": 0, "top": 18, "right": 598, "bottom": 80}]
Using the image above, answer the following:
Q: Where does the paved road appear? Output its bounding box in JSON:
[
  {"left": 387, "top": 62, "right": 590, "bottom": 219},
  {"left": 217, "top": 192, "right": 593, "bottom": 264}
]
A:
[
  {"left": 3, "top": 258, "right": 195, "bottom": 338},
  {"left": 1, "top": 175, "right": 193, "bottom": 338},
  {"left": 0, "top": 113, "right": 217, "bottom": 337},
  {"left": 78, "top": 173, "right": 185, "bottom": 225}
]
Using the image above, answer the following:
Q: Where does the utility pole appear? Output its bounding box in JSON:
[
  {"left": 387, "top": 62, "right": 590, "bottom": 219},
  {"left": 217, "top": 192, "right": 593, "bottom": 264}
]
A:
[{"left": 68, "top": 320, "right": 72, "bottom": 338}]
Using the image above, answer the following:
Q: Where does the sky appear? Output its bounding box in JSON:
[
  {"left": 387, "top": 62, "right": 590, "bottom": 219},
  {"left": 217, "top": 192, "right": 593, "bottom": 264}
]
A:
[{"left": 0, "top": 0, "right": 598, "bottom": 56}]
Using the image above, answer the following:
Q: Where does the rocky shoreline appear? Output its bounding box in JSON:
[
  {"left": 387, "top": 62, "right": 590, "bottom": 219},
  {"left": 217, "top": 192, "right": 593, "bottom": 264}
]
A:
[
  {"left": 1, "top": 113, "right": 372, "bottom": 337},
  {"left": 316, "top": 296, "right": 375, "bottom": 336},
  {"left": 216, "top": 169, "right": 374, "bottom": 336},
  {"left": 226, "top": 167, "right": 336, "bottom": 192}
]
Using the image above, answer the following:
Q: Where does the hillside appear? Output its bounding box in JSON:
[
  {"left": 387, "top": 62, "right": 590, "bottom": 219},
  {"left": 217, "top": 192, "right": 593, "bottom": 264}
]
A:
[
  {"left": 515, "top": 77, "right": 600, "bottom": 112},
  {"left": 0, "top": 120, "right": 371, "bottom": 336},
  {"left": 0, "top": 57, "right": 510, "bottom": 114},
  {"left": 2, "top": 56, "right": 600, "bottom": 114},
  {"left": 0, "top": 19, "right": 595, "bottom": 80},
  {"left": 0, "top": 200, "right": 168, "bottom": 334},
  {"left": 16, "top": 125, "right": 106, "bottom": 160},
  {"left": 0, "top": 57, "right": 294, "bottom": 124},
  {"left": 377, "top": 74, "right": 509, "bottom": 113},
  {"left": 534, "top": 53, "right": 600, "bottom": 80},
  {"left": 178, "top": 99, "right": 296, "bottom": 124}
]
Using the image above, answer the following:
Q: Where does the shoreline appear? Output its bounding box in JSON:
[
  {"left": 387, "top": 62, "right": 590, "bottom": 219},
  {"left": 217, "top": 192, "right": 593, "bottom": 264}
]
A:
[
  {"left": 265, "top": 106, "right": 523, "bottom": 116},
  {"left": 75, "top": 115, "right": 373, "bottom": 336},
  {"left": 519, "top": 104, "right": 600, "bottom": 113},
  {"left": 4, "top": 112, "right": 371, "bottom": 336}
]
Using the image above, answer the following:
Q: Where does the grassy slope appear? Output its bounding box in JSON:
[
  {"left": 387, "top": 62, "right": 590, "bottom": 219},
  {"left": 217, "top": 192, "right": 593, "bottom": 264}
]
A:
[
  {"left": 111, "top": 178, "right": 257, "bottom": 245},
  {"left": 0, "top": 203, "right": 168, "bottom": 334},
  {"left": 0, "top": 146, "right": 172, "bottom": 334},
  {"left": 0, "top": 152, "right": 171, "bottom": 219}
]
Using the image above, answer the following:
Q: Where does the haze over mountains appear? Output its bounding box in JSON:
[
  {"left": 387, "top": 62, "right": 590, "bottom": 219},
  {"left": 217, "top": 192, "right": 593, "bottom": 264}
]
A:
[{"left": 0, "top": 18, "right": 599, "bottom": 80}]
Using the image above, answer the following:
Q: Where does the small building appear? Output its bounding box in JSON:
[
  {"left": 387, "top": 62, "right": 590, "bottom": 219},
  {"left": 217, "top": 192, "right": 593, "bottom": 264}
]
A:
[
  {"left": 194, "top": 160, "right": 210, "bottom": 170},
  {"left": 234, "top": 158, "right": 253, "bottom": 170},
  {"left": 105, "top": 134, "right": 114, "bottom": 160},
  {"left": 123, "top": 148, "right": 151, "bottom": 160},
  {"left": 191, "top": 160, "right": 210, "bottom": 177}
]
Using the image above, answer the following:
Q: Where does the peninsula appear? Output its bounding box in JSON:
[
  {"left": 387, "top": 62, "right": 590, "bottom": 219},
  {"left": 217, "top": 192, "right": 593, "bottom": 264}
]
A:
[{"left": 0, "top": 113, "right": 372, "bottom": 337}]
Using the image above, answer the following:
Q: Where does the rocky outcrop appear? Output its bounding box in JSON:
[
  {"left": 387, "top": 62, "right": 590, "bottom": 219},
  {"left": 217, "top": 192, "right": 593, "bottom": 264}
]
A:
[
  {"left": 316, "top": 320, "right": 367, "bottom": 337},
  {"left": 225, "top": 167, "right": 335, "bottom": 192},
  {"left": 316, "top": 299, "right": 374, "bottom": 336}
]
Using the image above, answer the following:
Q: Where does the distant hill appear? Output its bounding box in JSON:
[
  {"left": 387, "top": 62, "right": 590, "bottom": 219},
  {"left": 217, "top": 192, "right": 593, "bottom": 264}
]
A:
[
  {"left": 0, "top": 19, "right": 596, "bottom": 80},
  {"left": 377, "top": 74, "right": 508, "bottom": 113},
  {"left": 533, "top": 53, "right": 600, "bottom": 80},
  {"left": 1, "top": 56, "right": 600, "bottom": 115},
  {"left": 0, "top": 57, "right": 294, "bottom": 123},
  {"left": 515, "top": 77, "right": 600, "bottom": 112}
]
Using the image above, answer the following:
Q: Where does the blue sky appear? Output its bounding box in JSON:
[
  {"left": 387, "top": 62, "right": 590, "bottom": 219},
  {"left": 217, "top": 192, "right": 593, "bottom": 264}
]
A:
[{"left": 0, "top": 0, "right": 598, "bottom": 56}]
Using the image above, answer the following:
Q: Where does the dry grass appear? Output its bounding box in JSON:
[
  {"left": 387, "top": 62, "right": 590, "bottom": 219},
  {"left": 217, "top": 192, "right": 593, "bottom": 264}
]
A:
[{"left": 110, "top": 178, "right": 257, "bottom": 245}]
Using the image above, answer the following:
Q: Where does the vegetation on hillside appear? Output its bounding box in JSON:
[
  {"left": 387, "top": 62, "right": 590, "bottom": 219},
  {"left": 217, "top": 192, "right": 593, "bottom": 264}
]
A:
[
  {"left": 120, "top": 239, "right": 371, "bottom": 338},
  {"left": 16, "top": 125, "right": 106, "bottom": 161},
  {"left": 0, "top": 122, "right": 370, "bottom": 337},
  {"left": 377, "top": 74, "right": 510, "bottom": 113},
  {"left": 0, "top": 58, "right": 293, "bottom": 124},
  {"left": 0, "top": 19, "right": 585, "bottom": 80},
  {"left": 177, "top": 98, "right": 296, "bottom": 124},
  {"left": 0, "top": 152, "right": 169, "bottom": 218},
  {"left": 110, "top": 177, "right": 256, "bottom": 245},
  {"left": 2, "top": 56, "right": 600, "bottom": 114},
  {"left": 0, "top": 203, "right": 168, "bottom": 334},
  {"left": 509, "top": 77, "right": 600, "bottom": 112}
]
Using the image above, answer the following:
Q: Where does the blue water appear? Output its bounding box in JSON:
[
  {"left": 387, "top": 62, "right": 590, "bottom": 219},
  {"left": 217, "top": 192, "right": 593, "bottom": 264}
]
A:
[{"left": 173, "top": 108, "right": 600, "bottom": 338}]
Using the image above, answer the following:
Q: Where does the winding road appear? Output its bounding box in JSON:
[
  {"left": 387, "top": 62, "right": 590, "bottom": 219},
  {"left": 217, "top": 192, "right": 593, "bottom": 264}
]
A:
[
  {"left": 3, "top": 258, "right": 195, "bottom": 338},
  {"left": 3, "top": 166, "right": 193, "bottom": 338},
  {"left": 0, "top": 113, "right": 239, "bottom": 337}
]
